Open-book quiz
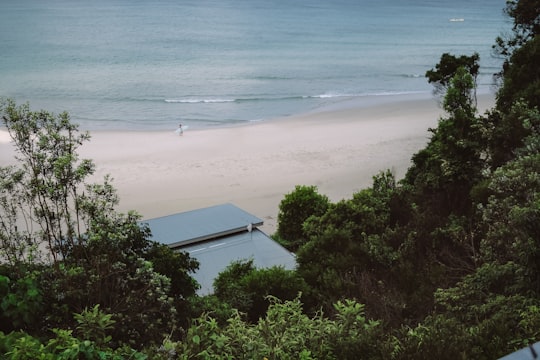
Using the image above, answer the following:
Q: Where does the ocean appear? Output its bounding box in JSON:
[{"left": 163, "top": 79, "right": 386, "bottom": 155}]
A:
[{"left": 0, "top": 0, "right": 510, "bottom": 130}]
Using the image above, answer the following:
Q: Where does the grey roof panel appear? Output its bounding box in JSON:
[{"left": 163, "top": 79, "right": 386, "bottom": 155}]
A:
[
  {"left": 499, "top": 342, "right": 540, "bottom": 360},
  {"left": 144, "top": 203, "right": 263, "bottom": 248}
]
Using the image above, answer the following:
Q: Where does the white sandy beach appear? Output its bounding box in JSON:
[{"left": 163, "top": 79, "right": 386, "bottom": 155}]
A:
[{"left": 0, "top": 94, "right": 494, "bottom": 234}]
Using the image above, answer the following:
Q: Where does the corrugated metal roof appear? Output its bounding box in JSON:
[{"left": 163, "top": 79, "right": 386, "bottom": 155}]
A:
[
  {"left": 144, "top": 203, "right": 263, "bottom": 248},
  {"left": 143, "top": 203, "right": 296, "bottom": 295}
]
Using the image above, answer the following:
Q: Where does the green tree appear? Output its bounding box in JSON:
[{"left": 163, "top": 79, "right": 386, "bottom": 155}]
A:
[
  {"left": 0, "top": 167, "right": 38, "bottom": 268},
  {"left": 0, "top": 99, "right": 94, "bottom": 265},
  {"left": 188, "top": 294, "right": 235, "bottom": 327},
  {"left": 213, "top": 260, "right": 256, "bottom": 317},
  {"left": 0, "top": 271, "right": 42, "bottom": 333},
  {"left": 213, "top": 260, "right": 308, "bottom": 323},
  {"left": 276, "top": 185, "right": 329, "bottom": 252},
  {"left": 392, "top": 66, "right": 488, "bottom": 319},
  {"left": 295, "top": 172, "right": 402, "bottom": 322},
  {"left": 73, "top": 304, "right": 116, "bottom": 347},
  {"left": 484, "top": 103, "right": 532, "bottom": 168},
  {"left": 480, "top": 104, "right": 540, "bottom": 292},
  {"left": 36, "top": 212, "right": 182, "bottom": 348},
  {"left": 175, "top": 296, "right": 385, "bottom": 360},
  {"left": 0, "top": 100, "right": 199, "bottom": 348},
  {"left": 506, "top": 0, "right": 540, "bottom": 37},
  {"left": 239, "top": 266, "right": 309, "bottom": 322},
  {"left": 393, "top": 262, "right": 540, "bottom": 359},
  {"left": 494, "top": 0, "right": 540, "bottom": 58},
  {"left": 488, "top": 0, "right": 540, "bottom": 167},
  {"left": 144, "top": 242, "right": 200, "bottom": 329},
  {"left": 303, "top": 171, "right": 397, "bottom": 237},
  {"left": 496, "top": 35, "right": 540, "bottom": 112},
  {"left": 425, "top": 53, "right": 480, "bottom": 105},
  {"left": 0, "top": 323, "right": 147, "bottom": 359},
  {"left": 406, "top": 66, "right": 485, "bottom": 217}
]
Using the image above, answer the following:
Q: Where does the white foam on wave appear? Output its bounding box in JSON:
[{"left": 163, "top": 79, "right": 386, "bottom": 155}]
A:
[
  {"left": 401, "top": 73, "right": 423, "bottom": 78},
  {"left": 306, "top": 93, "right": 354, "bottom": 99},
  {"left": 367, "top": 90, "right": 426, "bottom": 97},
  {"left": 308, "top": 90, "right": 426, "bottom": 100},
  {"left": 165, "top": 98, "right": 235, "bottom": 104}
]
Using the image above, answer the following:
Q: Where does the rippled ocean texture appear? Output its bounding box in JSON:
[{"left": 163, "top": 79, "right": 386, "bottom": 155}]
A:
[{"left": 0, "top": 0, "right": 509, "bottom": 130}]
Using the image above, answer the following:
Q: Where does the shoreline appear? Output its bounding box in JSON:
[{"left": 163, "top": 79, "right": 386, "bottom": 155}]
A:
[{"left": 0, "top": 93, "right": 496, "bottom": 234}]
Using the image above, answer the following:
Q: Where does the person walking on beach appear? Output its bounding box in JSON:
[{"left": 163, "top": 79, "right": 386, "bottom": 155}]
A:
[{"left": 176, "top": 123, "right": 183, "bottom": 136}]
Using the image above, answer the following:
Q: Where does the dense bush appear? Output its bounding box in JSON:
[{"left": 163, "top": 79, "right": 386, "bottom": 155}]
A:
[
  {"left": 0, "top": 100, "right": 199, "bottom": 351},
  {"left": 172, "top": 296, "right": 386, "bottom": 360},
  {"left": 213, "top": 260, "right": 309, "bottom": 322},
  {"left": 276, "top": 185, "right": 330, "bottom": 251}
]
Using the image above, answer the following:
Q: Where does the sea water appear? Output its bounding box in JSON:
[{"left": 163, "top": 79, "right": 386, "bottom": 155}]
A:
[{"left": 0, "top": 0, "right": 510, "bottom": 130}]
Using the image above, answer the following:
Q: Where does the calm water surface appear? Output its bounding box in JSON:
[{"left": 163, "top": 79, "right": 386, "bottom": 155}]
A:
[{"left": 0, "top": 0, "right": 510, "bottom": 130}]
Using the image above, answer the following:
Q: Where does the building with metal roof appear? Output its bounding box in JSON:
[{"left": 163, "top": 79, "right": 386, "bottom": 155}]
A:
[
  {"left": 498, "top": 342, "right": 540, "bottom": 360},
  {"left": 144, "top": 203, "right": 296, "bottom": 295}
]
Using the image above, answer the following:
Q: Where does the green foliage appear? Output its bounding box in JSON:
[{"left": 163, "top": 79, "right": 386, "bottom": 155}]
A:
[
  {"left": 505, "top": 0, "right": 540, "bottom": 37},
  {"left": 497, "top": 35, "right": 540, "bottom": 112},
  {"left": 397, "top": 69, "right": 487, "bottom": 314},
  {"left": 479, "top": 106, "right": 540, "bottom": 291},
  {"left": 172, "top": 296, "right": 384, "bottom": 360},
  {"left": 297, "top": 228, "right": 361, "bottom": 303},
  {"left": 297, "top": 226, "right": 404, "bottom": 322},
  {"left": 144, "top": 242, "right": 200, "bottom": 330},
  {"left": 408, "top": 66, "right": 485, "bottom": 217},
  {"left": 425, "top": 53, "right": 480, "bottom": 103},
  {"left": 0, "top": 329, "right": 148, "bottom": 360},
  {"left": 295, "top": 172, "right": 405, "bottom": 321},
  {"left": 331, "top": 300, "right": 383, "bottom": 358},
  {"left": 392, "top": 262, "right": 540, "bottom": 359},
  {"left": 0, "top": 99, "right": 94, "bottom": 264},
  {"left": 238, "top": 266, "right": 309, "bottom": 322},
  {"left": 74, "top": 305, "right": 116, "bottom": 347},
  {"left": 493, "top": 0, "right": 540, "bottom": 154},
  {"left": 32, "top": 219, "right": 182, "bottom": 348},
  {"left": 188, "top": 294, "right": 236, "bottom": 327},
  {"left": 145, "top": 242, "right": 200, "bottom": 300},
  {"left": 0, "top": 100, "right": 199, "bottom": 349},
  {"left": 0, "top": 166, "right": 39, "bottom": 268},
  {"left": 484, "top": 104, "right": 532, "bottom": 168},
  {"left": 443, "top": 67, "right": 476, "bottom": 116},
  {"left": 304, "top": 171, "right": 397, "bottom": 237},
  {"left": 213, "top": 260, "right": 309, "bottom": 322},
  {"left": 176, "top": 313, "right": 234, "bottom": 359},
  {"left": 276, "top": 185, "right": 330, "bottom": 251},
  {"left": 494, "top": 0, "right": 540, "bottom": 57},
  {"left": 0, "top": 272, "right": 42, "bottom": 332},
  {"left": 213, "top": 259, "right": 257, "bottom": 315}
]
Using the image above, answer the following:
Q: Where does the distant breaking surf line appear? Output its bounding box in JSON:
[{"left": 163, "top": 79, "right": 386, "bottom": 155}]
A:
[
  {"left": 165, "top": 91, "right": 426, "bottom": 105},
  {"left": 165, "top": 95, "right": 305, "bottom": 104},
  {"left": 165, "top": 98, "right": 235, "bottom": 104}
]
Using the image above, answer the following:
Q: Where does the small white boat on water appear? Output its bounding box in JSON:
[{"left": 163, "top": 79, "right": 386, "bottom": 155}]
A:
[{"left": 449, "top": 18, "right": 465, "bottom": 22}]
